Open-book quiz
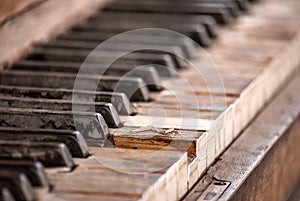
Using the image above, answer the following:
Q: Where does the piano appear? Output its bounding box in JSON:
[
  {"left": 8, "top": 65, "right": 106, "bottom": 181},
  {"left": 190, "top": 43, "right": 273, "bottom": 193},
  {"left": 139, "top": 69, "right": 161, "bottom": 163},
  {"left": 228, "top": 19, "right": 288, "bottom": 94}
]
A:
[{"left": 0, "top": 0, "right": 299, "bottom": 200}]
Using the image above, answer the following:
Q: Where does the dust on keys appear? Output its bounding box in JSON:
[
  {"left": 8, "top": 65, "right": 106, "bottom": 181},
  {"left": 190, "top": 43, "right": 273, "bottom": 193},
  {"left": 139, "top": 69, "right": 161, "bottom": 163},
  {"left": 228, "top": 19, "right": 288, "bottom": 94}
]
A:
[{"left": 1, "top": 0, "right": 300, "bottom": 200}]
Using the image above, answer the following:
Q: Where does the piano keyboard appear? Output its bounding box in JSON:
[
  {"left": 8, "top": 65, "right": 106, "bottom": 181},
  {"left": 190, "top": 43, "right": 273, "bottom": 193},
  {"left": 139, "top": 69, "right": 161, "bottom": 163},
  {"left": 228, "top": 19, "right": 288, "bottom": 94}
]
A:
[{"left": 0, "top": 0, "right": 300, "bottom": 200}]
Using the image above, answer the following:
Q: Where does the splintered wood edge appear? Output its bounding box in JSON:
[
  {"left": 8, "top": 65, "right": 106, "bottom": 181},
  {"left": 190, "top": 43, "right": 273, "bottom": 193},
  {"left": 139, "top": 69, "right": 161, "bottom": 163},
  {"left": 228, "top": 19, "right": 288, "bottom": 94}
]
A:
[
  {"left": 139, "top": 152, "right": 188, "bottom": 201},
  {"left": 0, "top": 0, "right": 111, "bottom": 69}
]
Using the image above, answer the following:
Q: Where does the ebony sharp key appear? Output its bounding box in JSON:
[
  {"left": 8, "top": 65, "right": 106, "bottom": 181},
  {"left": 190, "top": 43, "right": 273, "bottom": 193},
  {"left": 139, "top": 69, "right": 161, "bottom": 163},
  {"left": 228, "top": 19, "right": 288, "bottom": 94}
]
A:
[
  {"left": 0, "top": 85, "right": 133, "bottom": 115},
  {"left": 90, "top": 11, "right": 218, "bottom": 39},
  {"left": 125, "top": 0, "right": 240, "bottom": 16},
  {"left": 103, "top": 1, "right": 232, "bottom": 24},
  {"left": 74, "top": 19, "right": 210, "bottom": 47},
  {"left": 0, "top": 171, "right": 35, "bottom": 201},
  {"left": 1, "top": 188, "right": 15, "bottom": 201},
  {"left": 0, "top": 70, "right": 150, "bottom": 102},
  {"left": 0, "top": 141, "right": 75, "bottom": 168},
  {"left": 59, "top": 31, "right": 198, "bottom": 59},
  {"left": 0, "top": 107, "right": 110, "bottom": 145},
  {"left": 12, "top": 60, "right": 163, "bottom": 91},
  {"left": 27, "top": 47, "right": 178, "bottom": 77},
  {"left": 0, "top": 96, "right": 122, "bottom": 128},
  {"left": 0, "top": 160, "right": 50, "bottom": 188},
  {"left": 43, "top": 40, "right": 188, "bottom": 69},
  {"left": 0, "top": 128, "right": 89, "bottom": 158}
]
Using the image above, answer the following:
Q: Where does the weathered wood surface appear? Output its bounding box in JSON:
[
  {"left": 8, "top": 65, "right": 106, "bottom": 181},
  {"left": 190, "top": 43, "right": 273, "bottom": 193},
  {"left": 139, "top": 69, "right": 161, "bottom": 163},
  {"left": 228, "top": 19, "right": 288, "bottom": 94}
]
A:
[
  {"left": 37, "top": 149, "right": 187, "bottom": 201},
  {"left": 112, "top": 0, "right": 300, "bottom": 189},
  {"left": 0, "top": 0, "right": 42, "bottom": 24},
  {"left": 0, "top": 0, "right": 111, "bottom": 69},
  {"left": 183, "top": 70, "right": 300, "bottom": 201}
]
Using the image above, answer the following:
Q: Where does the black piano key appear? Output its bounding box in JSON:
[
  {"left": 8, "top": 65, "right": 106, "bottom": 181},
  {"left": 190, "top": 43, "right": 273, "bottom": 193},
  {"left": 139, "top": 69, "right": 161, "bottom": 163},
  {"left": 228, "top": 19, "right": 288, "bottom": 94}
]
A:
[
  {"left": 0, "top": 96, "right": 121, "bottom": 128},
  {"left": 1, "top": 188, "right": 15, "bottom": 201},
  {"left": 131, "top": 0, "right": 240, "bottom": 16},
  {"left": 0, "top": 141, "right": 75, "bottom": 168},
  {"left": 90, "top": 11, "right": 218, "bottom": 39},
  {"left": 0, "top": 85, "right": 133, "bottom": 115},
  {"left": 103, "top": 1, "right": 232, "bottom": 24},
  {"left": 59, "top": 30, "right": 198, "bottom": 59},
  {"left": 0, "top": 128, "right": 89, "bottom": 158},
  {"left": 0, "top": 70, "right": 150, "bottom": 102},
  {"left": 0, "top": 171, "right": 35, "bottom": 201},
  {"left": 12, "top": 60, "right": 163, "bottom": 91},
  {"left": 73, "top": 19, "right": 211, "bottom": 47},
  {"left": 0, "top": 107, "right": 110, "bottom": 145},
  {"left": 0, "top": 160, "right": 50, "bottom": 188},
  {"left": 44, "top": 39, "right": 188, "bottom": 69},
  {"left": 27, "top": 47, "right": 178, "bottom": 77}
]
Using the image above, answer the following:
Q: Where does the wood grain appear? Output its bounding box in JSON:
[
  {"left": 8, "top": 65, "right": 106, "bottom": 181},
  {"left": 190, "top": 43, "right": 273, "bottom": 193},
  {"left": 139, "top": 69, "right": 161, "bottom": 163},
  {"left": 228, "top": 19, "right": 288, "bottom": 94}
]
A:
[{"left": 183, "top": 69, "right": 300, "bottom": 201}]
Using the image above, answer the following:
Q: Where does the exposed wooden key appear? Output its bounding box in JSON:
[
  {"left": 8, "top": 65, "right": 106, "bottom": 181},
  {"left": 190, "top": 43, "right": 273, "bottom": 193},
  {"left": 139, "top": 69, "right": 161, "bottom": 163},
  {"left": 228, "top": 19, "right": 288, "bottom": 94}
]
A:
[
  {"left": 0, "top": 160, "right": 50, "bottom": 188},
  {"left": 0, "top": 85, "right": 133, "bottom": 115},
  {"left": 0, "top": 128, "right": 89, "bottom": 158},
  {"left": 0, "top": 141, "right": 75, "bottom": 168},
  {"left": 0, "top": 71, "right": 150, "bottom": 102},
  {"left": 0, "top": 171, "right": 35, "bottom": 201},
  {"left": 0, "top": 107, "right": 110, "bottom": 145},
  {"left": 12, "top": 60, "right": 163, "bottom": 91}
]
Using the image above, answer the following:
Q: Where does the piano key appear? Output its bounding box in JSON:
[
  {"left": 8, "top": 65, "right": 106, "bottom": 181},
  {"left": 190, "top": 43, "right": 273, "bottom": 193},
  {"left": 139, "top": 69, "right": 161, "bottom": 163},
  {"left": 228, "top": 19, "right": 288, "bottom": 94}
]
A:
[
  {"left": 0, "top": 188, "right": 15, "bottom": 201},
  {"left": 12, "top": 60, "right": 163, "bottom": 91},
  {"left": 103, "top": 1, "right": 232, "bottom": 24},
  {"left": 130, "top": 0, "right": 240, "bottom": 16},
  {"left": 0, "top": 107, "right": 110, "bottom": 144},
  {"left": 60, "top": 30, "right": 198, "bottom": 58},
  {"left": 0, "top": 70, "right": 150, "bottom": 102},
  {"left": 28, "top": 47, "right": 178, "bottom": 77},
  {"left": 0, "top": 171, "right": 35, "bottom": 201},
  {"left": 0, "top": 128, "right": 89, "bottom": 158},
  {"left": 90, "top": 11, "right": 218, "bottom": 39},
  {"left": 44, "top": 39, "right": 188, "bottom": 69},
  {"left": 74, "top": 20, "right": 211, "bottom": 47},
  {"left": 0, "top": 160, "right": 50, "bottom": 187},
  {"left": 0, "top": 96, "right": 122, "bottom": 128},
  {"left": 0, "top": 141, "right": 75, "bottom": 168},
  {"left": 0, "top": 85, "right": 133, "bottom": 115}
]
